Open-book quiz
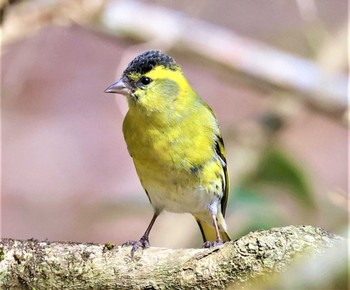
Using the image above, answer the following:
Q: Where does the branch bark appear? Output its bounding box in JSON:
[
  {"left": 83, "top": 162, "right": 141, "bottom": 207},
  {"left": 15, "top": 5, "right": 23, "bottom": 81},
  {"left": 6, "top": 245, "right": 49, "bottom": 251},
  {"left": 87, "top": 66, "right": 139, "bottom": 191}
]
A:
[{"left": 0, "top": 225, "right": 343, "bottom": 289}]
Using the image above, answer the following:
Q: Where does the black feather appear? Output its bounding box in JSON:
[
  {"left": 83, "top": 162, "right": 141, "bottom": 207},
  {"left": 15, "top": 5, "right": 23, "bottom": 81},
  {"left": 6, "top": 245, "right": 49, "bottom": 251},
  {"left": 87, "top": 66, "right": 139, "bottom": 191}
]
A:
[{"left": 123, "top": 50, "right": 178, "bottom": 76}]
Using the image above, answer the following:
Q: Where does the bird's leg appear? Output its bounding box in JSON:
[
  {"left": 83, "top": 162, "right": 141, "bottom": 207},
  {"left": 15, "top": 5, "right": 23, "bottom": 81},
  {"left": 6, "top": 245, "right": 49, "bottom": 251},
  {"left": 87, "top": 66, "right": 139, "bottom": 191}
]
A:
[
  {"left": 123, "top": 211, "right": 159, "bottom": 256},
  {"left": 212, "top": 214, "right": 223, "bottom": 244},
  {"left": 203, "top": 214, "right": 224, "bottom": 248}
]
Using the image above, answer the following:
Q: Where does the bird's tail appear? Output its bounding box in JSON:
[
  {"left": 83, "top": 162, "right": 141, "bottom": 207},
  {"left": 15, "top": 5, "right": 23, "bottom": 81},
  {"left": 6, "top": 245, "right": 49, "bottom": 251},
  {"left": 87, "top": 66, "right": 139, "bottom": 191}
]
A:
[{"left": 196, "top": 219, "right": 231, "bottom": 243}]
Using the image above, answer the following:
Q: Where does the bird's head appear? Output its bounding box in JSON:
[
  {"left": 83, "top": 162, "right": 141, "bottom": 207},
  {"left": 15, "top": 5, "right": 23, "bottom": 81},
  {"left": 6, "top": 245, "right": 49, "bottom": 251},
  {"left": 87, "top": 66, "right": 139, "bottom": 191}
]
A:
[{"left": 105, "top": 50, "right": 194, "bottom": 112}]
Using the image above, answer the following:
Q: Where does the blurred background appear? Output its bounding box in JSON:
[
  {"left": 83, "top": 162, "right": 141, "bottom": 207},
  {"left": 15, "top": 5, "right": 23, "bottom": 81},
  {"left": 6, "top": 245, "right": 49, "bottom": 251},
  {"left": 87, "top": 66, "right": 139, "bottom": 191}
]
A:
[{"left": 1, "top": 0, "right": 348, "bottom": 288}]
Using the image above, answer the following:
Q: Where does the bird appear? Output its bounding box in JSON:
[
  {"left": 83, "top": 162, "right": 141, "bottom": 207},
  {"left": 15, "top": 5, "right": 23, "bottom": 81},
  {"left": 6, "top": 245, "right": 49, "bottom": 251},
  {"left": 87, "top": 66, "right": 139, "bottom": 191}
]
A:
[{"left": 105, "top": 50, "right": 231, "bottom": 254}]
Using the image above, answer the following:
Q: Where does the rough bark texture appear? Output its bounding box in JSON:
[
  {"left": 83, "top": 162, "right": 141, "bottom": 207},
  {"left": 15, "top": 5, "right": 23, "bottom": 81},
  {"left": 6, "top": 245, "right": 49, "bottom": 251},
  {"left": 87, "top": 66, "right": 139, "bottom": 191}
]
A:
[{"left": 0, "top": 225, "right": 343, "bottom": 289}]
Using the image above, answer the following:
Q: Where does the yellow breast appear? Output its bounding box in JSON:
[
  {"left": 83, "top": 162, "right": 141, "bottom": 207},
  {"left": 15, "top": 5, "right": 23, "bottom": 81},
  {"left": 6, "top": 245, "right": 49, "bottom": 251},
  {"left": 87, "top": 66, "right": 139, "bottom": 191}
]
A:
[{"left": 123, "top": 96, "right": 223, "bottom": 211}]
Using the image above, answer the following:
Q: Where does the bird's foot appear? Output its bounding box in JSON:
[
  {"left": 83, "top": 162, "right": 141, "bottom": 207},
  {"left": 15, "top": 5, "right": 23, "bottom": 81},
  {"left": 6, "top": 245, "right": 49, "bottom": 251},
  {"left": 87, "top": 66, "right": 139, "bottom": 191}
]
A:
[
  {"left": 122, "top": 236, "right": 150, "bottom": 256},
  {"left": 202, "top": 241, "right": 224, "bottom": 248}
]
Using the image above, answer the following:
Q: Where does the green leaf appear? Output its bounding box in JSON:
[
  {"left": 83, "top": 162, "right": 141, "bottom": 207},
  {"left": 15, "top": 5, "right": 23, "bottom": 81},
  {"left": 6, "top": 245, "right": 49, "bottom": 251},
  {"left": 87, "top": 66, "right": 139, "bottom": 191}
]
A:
[
  {"left": 230, "top": 186, "right": 270, "bottom": 206},
  {"left": 228, "top": 186, "right": 288, "bottom": 238},
  {"left": 244, "top": 148, "right": 315, "bottom": 208}
]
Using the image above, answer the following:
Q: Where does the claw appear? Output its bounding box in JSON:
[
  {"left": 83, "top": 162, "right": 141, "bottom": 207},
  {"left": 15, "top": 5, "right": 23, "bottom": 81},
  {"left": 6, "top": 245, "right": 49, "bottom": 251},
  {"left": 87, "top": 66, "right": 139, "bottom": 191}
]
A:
[
  {"left": 123, "top": 236, "right": 150, "bottom": 256},
  {"left": 202, "top": 240, "right": 224, "bottom": 248},
  {"left": 122, "top": 212, "right": 159, "bottom": 257}
]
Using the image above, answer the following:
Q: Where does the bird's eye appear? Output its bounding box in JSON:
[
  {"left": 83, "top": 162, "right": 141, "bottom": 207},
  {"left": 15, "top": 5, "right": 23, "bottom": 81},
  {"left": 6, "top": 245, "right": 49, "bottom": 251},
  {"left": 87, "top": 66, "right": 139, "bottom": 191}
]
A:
[{"left": 138, "top": 77, "right": 152, "bottom": 86}]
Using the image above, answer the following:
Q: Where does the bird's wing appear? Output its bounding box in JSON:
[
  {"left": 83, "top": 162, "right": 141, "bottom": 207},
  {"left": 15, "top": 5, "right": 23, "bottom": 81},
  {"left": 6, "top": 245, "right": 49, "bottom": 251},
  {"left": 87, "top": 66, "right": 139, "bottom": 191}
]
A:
[
  {"left": 203, "top": 101, "right": 230, "bottom": 217},
  {"left": 214, "top": 135, "right": 229, "bottom": 217}
]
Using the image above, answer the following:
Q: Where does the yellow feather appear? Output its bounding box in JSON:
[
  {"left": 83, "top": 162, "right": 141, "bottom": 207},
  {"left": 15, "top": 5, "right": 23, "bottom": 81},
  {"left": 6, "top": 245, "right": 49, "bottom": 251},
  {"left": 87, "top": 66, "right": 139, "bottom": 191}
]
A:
[{"left": 106, "top": 51, "right": 231, "bottom": 247}]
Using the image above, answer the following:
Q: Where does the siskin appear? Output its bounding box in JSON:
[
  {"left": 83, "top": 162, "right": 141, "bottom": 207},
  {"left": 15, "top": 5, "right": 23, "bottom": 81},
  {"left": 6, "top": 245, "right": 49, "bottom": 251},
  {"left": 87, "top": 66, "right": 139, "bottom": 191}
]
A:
[{"left": 105, "top": 50, "right": 231, "bottom": 253}]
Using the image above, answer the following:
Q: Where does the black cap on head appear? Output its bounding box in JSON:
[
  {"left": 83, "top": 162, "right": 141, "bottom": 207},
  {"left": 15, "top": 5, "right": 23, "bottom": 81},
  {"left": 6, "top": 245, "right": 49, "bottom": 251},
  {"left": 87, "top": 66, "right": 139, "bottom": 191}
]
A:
[{"left": 123, "top": 50, "right": 178, "bottom": 76}]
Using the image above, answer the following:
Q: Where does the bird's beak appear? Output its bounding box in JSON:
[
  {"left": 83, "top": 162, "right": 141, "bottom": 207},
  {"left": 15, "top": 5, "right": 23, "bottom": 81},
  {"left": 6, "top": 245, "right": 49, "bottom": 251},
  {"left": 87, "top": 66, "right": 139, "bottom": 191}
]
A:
[{"left": 104, "top": 78, "right": 131, "bottom": 96}]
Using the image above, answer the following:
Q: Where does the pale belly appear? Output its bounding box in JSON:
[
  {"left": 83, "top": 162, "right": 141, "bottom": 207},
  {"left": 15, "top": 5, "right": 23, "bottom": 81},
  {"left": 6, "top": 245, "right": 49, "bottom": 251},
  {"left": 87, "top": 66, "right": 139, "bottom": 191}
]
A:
[
  {"left": 131, "top": 148, "right": 223, "bottom": 216},
  {"left": 147, "top": 183, "right": 215, "bottom": 213}
]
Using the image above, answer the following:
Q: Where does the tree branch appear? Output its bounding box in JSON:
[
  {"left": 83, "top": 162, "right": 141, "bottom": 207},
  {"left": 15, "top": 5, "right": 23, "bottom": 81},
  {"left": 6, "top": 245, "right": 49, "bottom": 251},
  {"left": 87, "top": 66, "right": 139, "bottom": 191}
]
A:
[
  {"left": 0, "top": 225, "right": 343, "bottom": 289},
  {"left": 102, "top": 0, "right": 347, "bottom": 115}
]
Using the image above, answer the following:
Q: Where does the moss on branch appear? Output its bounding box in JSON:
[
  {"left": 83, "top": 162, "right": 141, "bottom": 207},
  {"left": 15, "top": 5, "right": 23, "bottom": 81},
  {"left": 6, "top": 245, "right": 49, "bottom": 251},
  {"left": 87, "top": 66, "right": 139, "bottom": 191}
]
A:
[{"left": 0, "top": 225, "right": 343, "bottom": 289}]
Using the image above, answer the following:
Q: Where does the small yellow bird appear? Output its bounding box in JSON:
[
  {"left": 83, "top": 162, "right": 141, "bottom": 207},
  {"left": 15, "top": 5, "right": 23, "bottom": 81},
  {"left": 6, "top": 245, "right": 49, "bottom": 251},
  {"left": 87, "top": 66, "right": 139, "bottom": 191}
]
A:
[{"left": 105, "top": 50, "right": 230, "bottom": 253}]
